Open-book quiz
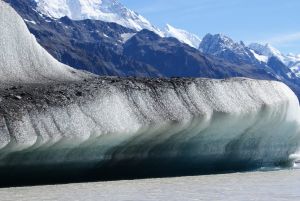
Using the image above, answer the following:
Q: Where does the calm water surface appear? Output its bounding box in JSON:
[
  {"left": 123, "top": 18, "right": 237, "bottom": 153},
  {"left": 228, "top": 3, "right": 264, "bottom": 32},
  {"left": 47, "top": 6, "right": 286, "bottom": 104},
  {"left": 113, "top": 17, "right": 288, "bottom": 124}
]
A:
[{"left": 1, "top": 169, "right": 299, "bottom": 201}]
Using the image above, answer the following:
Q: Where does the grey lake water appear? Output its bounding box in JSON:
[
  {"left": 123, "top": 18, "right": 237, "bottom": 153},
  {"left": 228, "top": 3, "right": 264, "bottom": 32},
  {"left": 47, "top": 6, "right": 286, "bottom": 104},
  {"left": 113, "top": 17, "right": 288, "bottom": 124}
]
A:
[{"left": 0, "top": 168, "right": 299, "bottom": 201}]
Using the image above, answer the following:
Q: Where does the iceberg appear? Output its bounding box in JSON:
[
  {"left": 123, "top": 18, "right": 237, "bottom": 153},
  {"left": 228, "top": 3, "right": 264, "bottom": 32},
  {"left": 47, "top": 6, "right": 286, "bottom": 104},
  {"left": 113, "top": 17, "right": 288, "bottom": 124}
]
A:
[{"left": 0, "top": 1, "right": 300, "bottom": 185}]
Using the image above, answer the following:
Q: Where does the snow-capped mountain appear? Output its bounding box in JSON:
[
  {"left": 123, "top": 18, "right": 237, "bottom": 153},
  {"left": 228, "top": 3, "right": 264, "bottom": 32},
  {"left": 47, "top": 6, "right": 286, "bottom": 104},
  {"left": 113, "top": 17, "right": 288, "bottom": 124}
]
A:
[
  {"left": 199, "top": 34, "right": 300, "bottom": 78},
  {"left": 249, "top": 43, "right": 300, "bottom": 77},
  {"left": 286, "top": 54, "right": 300, "bottom": 77},
  {"left": 164, "top": 24, "right": 201, "bottom": 48},
  {"left": 199, "top": 33, "right": 258, "bottom": 65},
  {"left": 35, "top": 0, "right": 163, "bottom": 35},
  {"left": 35, "top": 0, "right": 206, "bottom": 47},
  {"left": 248, "top": 43, "right": 286, "bottom": 63},
  {"left": 198, "top": 33, "right": 300, "bottom": 83}
]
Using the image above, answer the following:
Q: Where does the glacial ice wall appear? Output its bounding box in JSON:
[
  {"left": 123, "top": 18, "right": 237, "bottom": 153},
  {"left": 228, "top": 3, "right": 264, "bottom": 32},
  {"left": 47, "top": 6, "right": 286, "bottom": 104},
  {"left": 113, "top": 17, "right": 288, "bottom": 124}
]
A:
[
  {"left": 0, "top": 77, "right": 299, "bottom": 176},
  {"left": 0, "top": 1, "right": 86, "bottom": 84}
]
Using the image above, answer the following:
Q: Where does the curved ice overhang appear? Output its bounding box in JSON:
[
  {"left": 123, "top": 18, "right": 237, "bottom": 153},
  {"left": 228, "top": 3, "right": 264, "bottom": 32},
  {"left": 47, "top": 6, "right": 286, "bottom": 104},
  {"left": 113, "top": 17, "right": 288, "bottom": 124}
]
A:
[{"left": 0, "top": 77, "right": 299, "bottom": 186}]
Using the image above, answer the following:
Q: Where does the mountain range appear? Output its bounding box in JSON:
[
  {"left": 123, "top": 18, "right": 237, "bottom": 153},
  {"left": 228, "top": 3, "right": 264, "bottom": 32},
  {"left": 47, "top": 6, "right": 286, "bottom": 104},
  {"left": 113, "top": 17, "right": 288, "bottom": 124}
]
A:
[
  {"left": 34, "top": 0, "right": 163, "bottom": 34},
  {"left": 4, "top": 0, "right": 300, "bottom": 97},
  {"left": 249, "top": 43, "right": 300, "bottom": 77}
]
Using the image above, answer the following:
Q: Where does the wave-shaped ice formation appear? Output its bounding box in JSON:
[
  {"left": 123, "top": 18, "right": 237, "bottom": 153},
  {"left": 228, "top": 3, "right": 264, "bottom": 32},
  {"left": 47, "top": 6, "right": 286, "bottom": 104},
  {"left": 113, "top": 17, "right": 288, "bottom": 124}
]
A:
[
  {"left": 0, "top": 1, "right": 86, "bottom": 84},
  {"left": 0, "top": 77, "right": 299, "bottom": 180},
  {"left": 1, "top": 1, "right": 300, "bottom": 184}
]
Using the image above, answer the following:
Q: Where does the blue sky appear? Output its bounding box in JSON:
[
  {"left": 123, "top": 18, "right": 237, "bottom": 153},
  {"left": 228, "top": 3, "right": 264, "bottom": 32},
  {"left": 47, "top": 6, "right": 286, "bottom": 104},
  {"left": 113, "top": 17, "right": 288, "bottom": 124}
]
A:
[{"left": 119, "top": 0, "right": 300, "bottom": 54}]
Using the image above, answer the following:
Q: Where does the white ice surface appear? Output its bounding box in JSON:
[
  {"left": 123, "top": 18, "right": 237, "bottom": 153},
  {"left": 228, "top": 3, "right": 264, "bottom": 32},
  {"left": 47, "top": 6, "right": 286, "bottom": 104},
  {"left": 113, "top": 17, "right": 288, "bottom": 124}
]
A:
[
  {"left": 0, "top": 1, "right": 87, "bottom": 84},
  {"left": 0, "top": 78, "right": 299, "bottom": 167}
]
